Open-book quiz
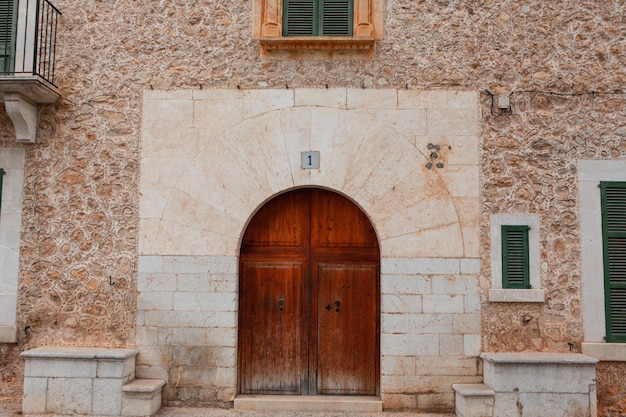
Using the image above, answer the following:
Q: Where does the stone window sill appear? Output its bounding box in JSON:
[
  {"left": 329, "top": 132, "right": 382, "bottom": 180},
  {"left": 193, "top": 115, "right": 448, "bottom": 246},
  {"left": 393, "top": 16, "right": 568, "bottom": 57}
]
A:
[
  {"left": 488, "top": 288, "right": 546, "bottom": 303},
  {"left": 259, "top": 37, "right": 375, "bottom": 59},
  {"left": 582, "top": 342, "right": 626, "bottom": 361}
]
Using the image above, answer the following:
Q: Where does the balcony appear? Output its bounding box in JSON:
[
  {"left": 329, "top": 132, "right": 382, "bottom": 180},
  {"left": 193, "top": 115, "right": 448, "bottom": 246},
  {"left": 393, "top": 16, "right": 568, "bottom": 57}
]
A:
[{"left": 0, "top": 0, "right": 61, "bottom": 143}]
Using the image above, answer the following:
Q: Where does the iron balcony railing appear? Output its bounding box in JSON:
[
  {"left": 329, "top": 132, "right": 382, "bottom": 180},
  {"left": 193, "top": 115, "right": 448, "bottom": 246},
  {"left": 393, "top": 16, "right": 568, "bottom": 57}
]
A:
[{"left": 0, "top": 0, "right": 61, "bottom": 86}]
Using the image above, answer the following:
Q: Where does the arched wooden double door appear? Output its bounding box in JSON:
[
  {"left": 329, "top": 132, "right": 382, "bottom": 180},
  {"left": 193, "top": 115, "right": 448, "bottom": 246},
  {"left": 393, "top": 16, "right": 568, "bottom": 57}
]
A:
[{"left": 238, "top": 188, "right": 380, "bottom": 396}]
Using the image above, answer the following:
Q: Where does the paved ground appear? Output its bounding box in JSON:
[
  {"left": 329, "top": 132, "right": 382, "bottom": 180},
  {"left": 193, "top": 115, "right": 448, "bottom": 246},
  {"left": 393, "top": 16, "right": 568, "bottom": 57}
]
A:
[{"left": 0, "top": 401, "right": 455, "bottom": 417}]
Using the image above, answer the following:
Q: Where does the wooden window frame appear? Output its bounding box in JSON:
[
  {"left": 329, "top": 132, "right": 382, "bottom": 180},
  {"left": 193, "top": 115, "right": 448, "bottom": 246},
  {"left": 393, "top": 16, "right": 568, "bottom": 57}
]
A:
[
  {"left": 600, "top": 181, "right": 626, "bottom": 343},
  {"left": 253, "top": 0, "right": 383, "bottom": 59}
]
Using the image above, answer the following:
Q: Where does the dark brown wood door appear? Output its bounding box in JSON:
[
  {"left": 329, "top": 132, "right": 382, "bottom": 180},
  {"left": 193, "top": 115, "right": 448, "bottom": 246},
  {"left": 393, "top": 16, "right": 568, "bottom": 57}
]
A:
[{"left": 239, "top": 188, "right": 379, "bottom": 396}]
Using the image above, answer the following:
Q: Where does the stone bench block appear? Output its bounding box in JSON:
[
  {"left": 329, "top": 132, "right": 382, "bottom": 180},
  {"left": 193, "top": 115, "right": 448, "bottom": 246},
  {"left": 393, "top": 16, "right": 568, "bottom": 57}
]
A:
[
  {"left": 480, "top": 352, "right": 598, "bottom": 394},
  {"left": 21, "top": 347, "right": 140, "bottom": 416},
  {"left": 122, "top": 379, "right": 166, "bottom": 417}
]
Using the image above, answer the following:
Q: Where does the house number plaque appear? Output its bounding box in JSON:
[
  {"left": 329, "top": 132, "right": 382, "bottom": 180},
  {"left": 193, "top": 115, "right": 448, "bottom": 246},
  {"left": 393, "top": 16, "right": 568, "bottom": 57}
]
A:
[{"left": 301, "top": 151, "right": 320, "bottom": 169}]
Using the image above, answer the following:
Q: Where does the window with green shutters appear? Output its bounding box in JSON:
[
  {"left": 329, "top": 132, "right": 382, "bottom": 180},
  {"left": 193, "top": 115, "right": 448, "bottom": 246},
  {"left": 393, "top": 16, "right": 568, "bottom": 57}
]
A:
[
  {"left": 283, "top": 0, "right": 353, "bottom": 36},
  {"left": 501, "top": 225, "right": 530, "bottom": 289},
  {"left": 0, "top": 0, "right": 18, "bottom": 74},
  {"left": 601, "top": 182, "right": 626, "bottom": 342}
]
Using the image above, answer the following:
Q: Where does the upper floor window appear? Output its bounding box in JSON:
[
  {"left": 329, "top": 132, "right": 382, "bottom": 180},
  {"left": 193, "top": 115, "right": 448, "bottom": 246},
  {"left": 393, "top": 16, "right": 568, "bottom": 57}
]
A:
[
  {"left": 283, "top": 0, "right": 353, "bottom": 37},
  {"left": 0, "top": 0, "right": 18, "bottom": 74},
  {"left": 254, "top": 0, "right": 383, "bottom": 59}
]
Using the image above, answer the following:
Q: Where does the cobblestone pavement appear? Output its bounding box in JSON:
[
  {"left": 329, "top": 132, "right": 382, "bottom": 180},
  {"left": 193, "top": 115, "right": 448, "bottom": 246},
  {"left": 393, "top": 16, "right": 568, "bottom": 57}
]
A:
[{"left": 0, "top": 401, "right": 455, "bottom": 417}]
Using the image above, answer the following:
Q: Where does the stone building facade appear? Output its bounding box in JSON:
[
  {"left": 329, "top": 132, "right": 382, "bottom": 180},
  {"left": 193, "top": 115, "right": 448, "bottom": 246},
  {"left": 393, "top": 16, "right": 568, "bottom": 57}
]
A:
[{"left": 0, "top": 0, "right": 625, "bottom": 416}]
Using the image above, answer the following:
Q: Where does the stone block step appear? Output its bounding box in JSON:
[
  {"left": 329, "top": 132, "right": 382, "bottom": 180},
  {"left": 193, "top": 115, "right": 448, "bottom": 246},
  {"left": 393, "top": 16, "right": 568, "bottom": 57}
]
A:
[
  {"left": 234, "top": 395, "right": 383, "bottom": 412},
  {"left": 452, "top": 383, "right": 494, "bottom": 417},
  {"left": 122, "top": 379, "right": 166, "bottom": 417}
]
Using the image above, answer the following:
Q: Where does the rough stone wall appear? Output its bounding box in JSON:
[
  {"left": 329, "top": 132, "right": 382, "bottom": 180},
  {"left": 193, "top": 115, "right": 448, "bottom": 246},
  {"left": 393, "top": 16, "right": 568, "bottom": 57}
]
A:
[{"left": 0, "top": 0, "right": 624, "bottom": 412}]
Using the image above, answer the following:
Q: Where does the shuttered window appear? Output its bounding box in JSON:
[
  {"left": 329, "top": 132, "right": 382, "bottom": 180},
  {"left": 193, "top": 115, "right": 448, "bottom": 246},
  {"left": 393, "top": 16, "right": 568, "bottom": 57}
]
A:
[
  {"left": 502, "top": 225, "right": 530, "bottom": 289},
  {"left": 0, "top": 0, "right": 17, "bottom": 73},
  {"left": 601, "top": 182, "right": 626, "bottom": 342},
  {"left": 283, "top": 0, "right": 353, "bottom": 36}
]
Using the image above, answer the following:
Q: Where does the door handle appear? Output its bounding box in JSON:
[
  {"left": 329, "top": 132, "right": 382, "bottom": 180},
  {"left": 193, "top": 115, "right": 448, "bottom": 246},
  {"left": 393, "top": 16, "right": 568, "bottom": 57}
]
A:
[
  {"left": 278, "top": 297, "right": 284, "bottom": 311},
  {"left": 325, "top": 300, "right": 340, "bottom": 312}
]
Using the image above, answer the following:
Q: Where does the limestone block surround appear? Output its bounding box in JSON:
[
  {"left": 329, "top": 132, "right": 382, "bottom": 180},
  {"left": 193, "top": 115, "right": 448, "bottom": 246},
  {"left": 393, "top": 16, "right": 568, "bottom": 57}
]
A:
[{"left": 138, "top": 88, "right": 482, "bottom": 409}]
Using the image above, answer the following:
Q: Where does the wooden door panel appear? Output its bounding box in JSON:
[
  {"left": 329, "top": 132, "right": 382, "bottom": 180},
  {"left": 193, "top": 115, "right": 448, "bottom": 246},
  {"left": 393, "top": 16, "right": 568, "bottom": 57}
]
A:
[
  {"left": 242, "top": 189, "right": 309, "bottom": 248},
  {"left": 316, "top": 263, "right": 378, "bottom": 395},
  {"left": 239, "top": 262, "right": 306, "bottom": 394},
  {"left": 311, "top": 189, "right": 378, "bottom": 249}
]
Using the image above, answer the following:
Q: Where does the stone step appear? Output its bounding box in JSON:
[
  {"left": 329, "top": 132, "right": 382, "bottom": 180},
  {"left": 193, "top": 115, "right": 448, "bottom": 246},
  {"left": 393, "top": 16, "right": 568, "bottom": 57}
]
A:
[
  {"left": 452, "top": 383, "right": 494, "bottom": 417},
  {"left": 122, "top": 379, "right": 166, "bottom": 417},
  {"left": 234, "top": 395, "right": 383, "bottom": 412}
]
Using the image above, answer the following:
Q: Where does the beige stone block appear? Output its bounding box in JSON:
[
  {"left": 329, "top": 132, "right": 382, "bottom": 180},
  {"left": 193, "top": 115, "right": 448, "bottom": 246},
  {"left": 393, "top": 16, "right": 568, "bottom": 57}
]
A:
[
  {"left": 348, "top": 136, "right": 425, "bottom": 205},
  {"left": 365, "top": 166, "right": 433, "bottom": 220},
  {"left": 464, "top": 334, "right": 482, "bottom": 356},
  {"left": 143, "top": 89, "right": 167, "bottom": 100},
  {"left": 139, "top": 187, "right": 170, "bottom": 219},
  {"left": 382, "top": 313, "right": 453, "bottom": 334},
  {"left": 381, "top": 334, "right": 439, "bottom": 356},
  {"left": 0, "top": 325, "right": 17, "bottom": 343},
  {"left": 173, "top": 158, "right": 255, "bottom": 224},
  {"left": 142, "top": 99, "right": 193, "bottom": 129},
  {"left": 439, "top": 334, "right": 464, "bottom": 356},
  {"left": 453, "top": 197, "right": 480, "bottom": 228},
  {"left": 93, "top": 378, "right": 123, "bottom": 415},
  {"left": 415, "top": 356, "right": 480, "bottom": 376},
  {"left": 47, "top": 378, "right": 92, "bottom": 414},
  {"left": 243, "top": 89, "right": 294, "bottom": 118},
  {"left": 417, "top": 392, "right": 455, "bottom": 412},
  {"left": 376, "top": 109, "right": 427, "bottom": 136},
  {"left": 137, "top": 291, "right": 174, "bottom": 311},
  {"left": 453, "top": 313, "right": 481, "bottom": 334},
  {"left": 398, "top": 90, "right": 478, "bottom": 110},
  {"left": 166, "top": 90, "right": 193, "bottom": 100},
  {"left": 140, "top": 157, "right": 190, "bottom": 189},
  {"left": 428, "top": 109, "right": 480, "bottom": 137},
  {"left": 161, "top": 189, "right": 243, "bottom": 245},
  {"left": 381, "top": 294, "right": 423, "bottom": 314},
  {"left": 22, "top": 377, "right": 47, "bottom": 414},
  {"left": 311, "top": 109, "right": 375, "bottom": 191},
  {"left": 381, "top": 223, "right": 465, "bottom": 258},
  {"left": 138, "top": 219, "right": 160, "bottom": 255},
  {"left": 381, "top": 355, "right": 416, "bottom": 376},
  {"left": 433, "top": 275, "right": 479, "bottom": 295},
  {"left": 192, "top": 89, "right": 243, "bottom": 100},
  {"left": 381, "top": 393, "right": 417, "bottom": 410},
  {"left": 347, "top": 88, "right": 397, "bottom": 109},
  {"left": 461, "top": 226, "right": 480, "bottom": 258},
  {"left": 436, "top": 165, "right": 480, "bottom": 198},
  {"left": 440, "top": 135, "right": 480, "bottom": 166},
  {"left": 377, "top": 194, "right": 459, "bottom": 241},
  {"left": 423, "top": 295, "right": 465, "bottom": 314},
  {"left": 295, "top": 88, "right": 347, "bottom": 108},
  {"left": 193, "top": 98, "right": 243, "bottom": 132},
  {"left": 151, "top": 219, "right": 240, "bottom": 257},
  {"left": 142, "top": 127, "right": 200, "bottom": 159}
]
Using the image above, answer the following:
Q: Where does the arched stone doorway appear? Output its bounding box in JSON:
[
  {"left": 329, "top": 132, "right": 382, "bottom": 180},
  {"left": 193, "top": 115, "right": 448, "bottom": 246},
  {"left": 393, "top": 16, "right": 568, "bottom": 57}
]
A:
[{"left": 238, "top": 188, "right": 380, "bottom": 396}]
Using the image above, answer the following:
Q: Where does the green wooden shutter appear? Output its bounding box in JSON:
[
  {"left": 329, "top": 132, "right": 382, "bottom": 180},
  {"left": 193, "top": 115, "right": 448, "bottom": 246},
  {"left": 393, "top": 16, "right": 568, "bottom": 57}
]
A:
[
  {"left": 0, "top": 0, "right": 17, "bottom": 74},
  {"left": 502, "top": 225, "right": 530, "bottom": 289},
  {"left": 283, "top": 0, "right": 316, "bottom": 36},
  {"left": 601, "top": 182, "right": 626, "bottom": 342},
  {"left": 320, "top": 0, "right": 353, "bottom": 36},
  {"left": 283, "top": 0, "right": 353, "bottom": 36}
]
